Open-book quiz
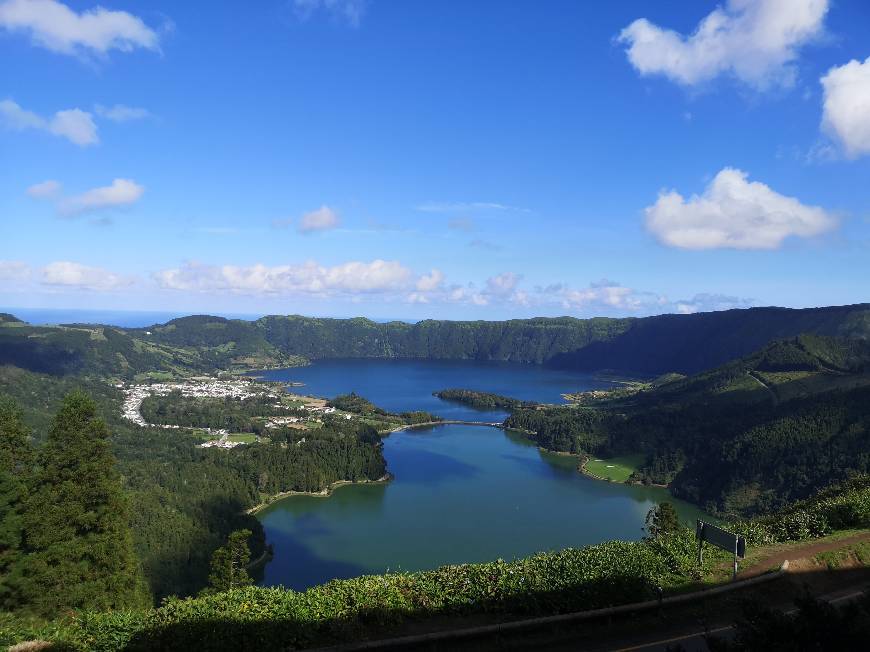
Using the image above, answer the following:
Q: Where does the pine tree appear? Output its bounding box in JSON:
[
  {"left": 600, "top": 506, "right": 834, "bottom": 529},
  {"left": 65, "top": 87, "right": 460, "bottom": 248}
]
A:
[
  {"left": 644, "top": 501, "right": 680, "bottom": 540},
  {"left": 19, "top": 391, "right": 149, "bottom": 614},
  {"left": 205, "top": 529, "right": 253, "bottom": 594},
  {"left": 0, "top": 396, "right": 32, "bottom": 608}
]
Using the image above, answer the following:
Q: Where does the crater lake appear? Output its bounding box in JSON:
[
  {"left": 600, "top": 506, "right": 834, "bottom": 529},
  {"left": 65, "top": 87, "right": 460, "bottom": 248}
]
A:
[{"left": 253, "top": 359, "right": 706, "bottom": 590}]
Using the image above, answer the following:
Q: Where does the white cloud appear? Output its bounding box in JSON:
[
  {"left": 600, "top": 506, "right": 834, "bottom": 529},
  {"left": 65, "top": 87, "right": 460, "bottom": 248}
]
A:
[
  {"left": 26, "top": 179, "right": 61, "bottom": 198},
  {"left": 0, "top": 0, "right": 159, "bottom": 57},
  {"left": 0, "top": 98, "right": 42, "bottom": 129},
  {"left": 154, "top": 260, "right": 414, "bottom": 295},
  {"left": 0, "top": 260, "right": 31, "bottom": 281},
  {"left": 298, "top": 205, "right": 340, "bottom": 234},
  {"left": 41, "top": 261, "right": 132, "bottom": 291},
  {"left": 94, "top": 103, "right": 150, "bottom": 122},
  {"left": 48, "top": 108, "right": 97, "bottom": 145},
  {"left": 560, "top": 280, "right": 653, "bottom": 312},
  {"left": 416, "top": 269, "right": 444, "bottom": 292},
  {"left": 644, "top": 168, "right": 835, "bottom": 250},
  {"left": 485, "top": 272, "right": 521, "bottom": 297},
  {"left": 59, "top": 178, "right": 144, "bottom": 216},
  {"left": 617, "top": 0, "right": 828, "bottom": 89},
  {"left": 294, "top": 0, "right": 365, "bottom": 27},
  {"left": 0, "top": 99, "right": 98, "bottom": 145},
  {"left": 821, "top": 56, "right": 870, "bottom": 158}
]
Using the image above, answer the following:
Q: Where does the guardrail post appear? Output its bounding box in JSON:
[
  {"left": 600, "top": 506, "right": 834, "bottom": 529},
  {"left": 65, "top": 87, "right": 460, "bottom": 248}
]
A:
[{"left": 733, "top": 536, "right": 739, "bottom": 581}]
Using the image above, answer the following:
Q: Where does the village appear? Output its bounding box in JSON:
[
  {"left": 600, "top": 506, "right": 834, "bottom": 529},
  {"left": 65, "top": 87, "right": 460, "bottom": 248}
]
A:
[{"left": 119, "top": 377, "right": 345, "bottom": 449}]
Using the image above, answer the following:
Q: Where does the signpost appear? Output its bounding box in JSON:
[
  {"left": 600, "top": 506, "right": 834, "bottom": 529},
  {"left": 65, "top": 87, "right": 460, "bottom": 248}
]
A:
[{"left": 696, "top": 520, "right": 746, "bottom": 580}]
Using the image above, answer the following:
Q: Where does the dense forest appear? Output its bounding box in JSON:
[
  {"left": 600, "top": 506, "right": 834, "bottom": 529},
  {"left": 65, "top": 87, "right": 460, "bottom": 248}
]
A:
[
  {"left": 0, "top": 368, "right": 387, "bottom": 603},
  {"left": 3, "top": 303, "right": 868, "bottom": 381},
  {"left": 505, "top": 335, "right": 870, "bottom": 515},
  {"left": 140, "top": 392, "right": 306, "bottom": 433},
  {"left": 433, "top": 388, "right": 537, "bottom": 411}
]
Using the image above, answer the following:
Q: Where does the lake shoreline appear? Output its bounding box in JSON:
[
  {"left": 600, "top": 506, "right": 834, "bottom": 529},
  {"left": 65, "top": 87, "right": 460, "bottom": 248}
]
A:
[
  {"left": 247, "top": 473, "right": 394, "bottom": 515},
  {"left": 578, "top": 454, "right": 670, "bottom": 489}
]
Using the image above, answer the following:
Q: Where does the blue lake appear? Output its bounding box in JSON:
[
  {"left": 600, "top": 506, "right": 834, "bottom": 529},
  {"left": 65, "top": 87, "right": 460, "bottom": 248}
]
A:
[{"left": 254, "top": 359, "right": 705, "bottom": 590}]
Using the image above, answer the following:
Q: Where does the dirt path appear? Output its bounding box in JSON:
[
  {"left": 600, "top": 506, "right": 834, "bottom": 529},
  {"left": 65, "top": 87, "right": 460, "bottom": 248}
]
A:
[
  {"left": 739, "top": 531, "right": 870, "bottom": 579},
  {"left": 747, "top": 370, "right": 778, "bottom": 404}
]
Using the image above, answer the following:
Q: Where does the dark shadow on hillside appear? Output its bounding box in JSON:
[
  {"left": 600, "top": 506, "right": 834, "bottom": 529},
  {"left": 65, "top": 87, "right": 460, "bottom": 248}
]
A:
[
  {"left": 545, "top": 307, "right": 869, "bottom": 376},
  {"left": 0, "top": 336, "right": 82, "bottom": 375},
  {"left": 140, "top": 494, "right": 265, "bottom": 602},
  {"left": 119, "top": 565, "right": 870, "bottom": 651}
]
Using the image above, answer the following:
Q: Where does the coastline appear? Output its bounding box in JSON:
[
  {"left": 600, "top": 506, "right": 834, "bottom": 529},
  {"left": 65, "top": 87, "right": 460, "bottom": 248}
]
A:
[{"left": 247, "top": 473, "right": 394, "bottom": 515}]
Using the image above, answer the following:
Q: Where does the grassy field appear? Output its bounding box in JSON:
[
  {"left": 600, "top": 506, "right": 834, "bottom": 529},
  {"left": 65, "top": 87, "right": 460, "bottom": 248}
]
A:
[
  {"left": 584, "top": 454, "right": 645, "bottom": 482},
  {"left": 228, "top": 433, "right": 258, "bottom": 444}
]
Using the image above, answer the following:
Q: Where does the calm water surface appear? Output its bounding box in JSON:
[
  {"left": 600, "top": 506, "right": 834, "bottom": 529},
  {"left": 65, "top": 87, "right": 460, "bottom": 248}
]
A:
[{"left": 256, "top": 360, "right": 705, "bottom": 590}]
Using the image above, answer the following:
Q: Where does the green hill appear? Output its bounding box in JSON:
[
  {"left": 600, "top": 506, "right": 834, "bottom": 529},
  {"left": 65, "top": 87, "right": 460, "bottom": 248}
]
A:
[
  {"left": 2, "top": 304, "right": 868, "bottom": 379},
  {"left": 506, "top": 335, "right": 870, "bottom": 515}
]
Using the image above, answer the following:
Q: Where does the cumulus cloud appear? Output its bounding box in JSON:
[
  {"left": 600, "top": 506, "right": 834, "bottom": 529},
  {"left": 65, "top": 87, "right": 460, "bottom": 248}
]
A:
[
  {"left": 0, "top": 0, "right": 159, "bottom": 57},
  {"left": 0, "top": 99, "right": 98, "bottom": 145},
  {"left": 821, "top": 56, "right": 870, "bottom": 158},
  {"left": 416, "top": 269, "right": 444, "bottom": 292},
  {"left": 0, "top": 260, "right": 31, "bottom": 281},
  {"left": 154, "top": 260, "right": 414, "bottom": 295},
  {"left": 59, "top": 178, "right": 145, "bottom": 216},
  {"left": 559, "top": 279, "right": 657, "bottom": 312},
  {"left": 94, "top": 103, "right": 150, "bottom": 122},
  {"left": 297, "top": 205, "right": 340, "bottom": 234},
  {"left": 644, "top": 168, "right": 835, "bottom": 250},
  {"left": 26, "top": 179, "right": 61, "bottom": 198},
  {"left": 41, "top": 261, "right": 133, "bottom": 290},
  {"left": 617, "top": 0, "right": 828, "bottom": 89},
  {"left": 294, "top": 0, "right": 365, "bottom": 27}
]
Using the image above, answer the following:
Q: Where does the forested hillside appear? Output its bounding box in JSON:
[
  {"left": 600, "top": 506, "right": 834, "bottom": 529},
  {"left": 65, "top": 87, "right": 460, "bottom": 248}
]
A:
[
  {"left": 2, "top": 304, "right": 868, "bottom": 379},
  {"left": 0, "top": 367, "right": 387, "bottom": 602},
  {"left": 506, "top": 336, "right": 870, "bottom": 515},
  {"left": 546, "top": 304, "right": 870, "bottom": 374}
]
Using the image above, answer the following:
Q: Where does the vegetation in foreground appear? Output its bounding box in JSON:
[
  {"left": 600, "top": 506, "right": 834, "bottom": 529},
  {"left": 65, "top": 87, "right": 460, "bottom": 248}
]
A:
[{"left": 2, "top": 477, "right": 868, "bottom": 651}]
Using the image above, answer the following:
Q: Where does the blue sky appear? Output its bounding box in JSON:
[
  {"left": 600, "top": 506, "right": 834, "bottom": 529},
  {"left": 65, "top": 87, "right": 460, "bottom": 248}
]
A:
[{"left": 1, "top": 0, "right": 869, "bottom": 320}]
